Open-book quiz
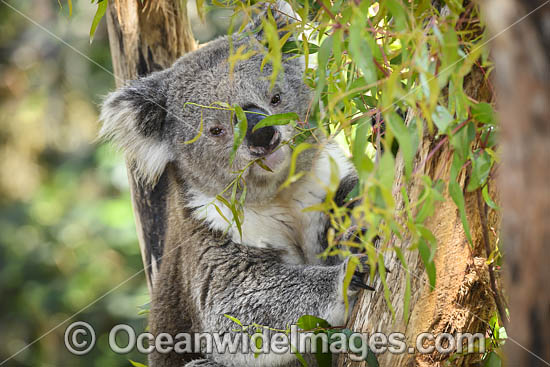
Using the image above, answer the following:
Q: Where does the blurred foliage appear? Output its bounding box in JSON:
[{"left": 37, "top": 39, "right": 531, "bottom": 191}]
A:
[{"left": 0, "top": 1, "right": 229, "bottom": 366}]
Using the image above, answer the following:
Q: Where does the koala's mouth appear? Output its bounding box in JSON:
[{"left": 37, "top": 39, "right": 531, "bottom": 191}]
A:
[{"left": 247, "top": 128, "right": 281, "bottom": 157}]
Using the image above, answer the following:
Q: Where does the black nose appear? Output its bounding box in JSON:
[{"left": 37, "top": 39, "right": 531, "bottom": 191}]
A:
[{"left": 244, "top": 107, "right": 280, "bottom": 155}]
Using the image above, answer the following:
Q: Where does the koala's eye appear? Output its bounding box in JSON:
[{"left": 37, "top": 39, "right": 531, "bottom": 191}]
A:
[
  {"left": 270, "top": 94, "right": 281, "bottom": 106},
  {"left": 209, "top": 127, "right": 225, "bottom": 136}
]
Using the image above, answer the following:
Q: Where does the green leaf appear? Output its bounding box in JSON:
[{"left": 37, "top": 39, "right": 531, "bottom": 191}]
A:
[
  {"left": 254, "top": 159, "right": 273, "bottom": 172},
  {"left": 332, "top": 28, "right": 343, "bottom": 63},
  {"left": 316, "top": 36, "right": 333, "bottom": 101},
  {"left": 196, "top": 0, "right": 206, "bottom": 22},
  {"left": 349, "top": 19, "right": 377, "bottom": 85},
  {"left": 438, "top": 27, "right": 460, "bottom": 86},
  {"left": 296, "top": 315, "right": 331, "bottom": 330},
  {"left": 292, "top": 349, "right": 308, "bottom": 367},
  {"left": 394, "top": 248, "right": 411, "bottom": 323},
  {"left": 483, "top": 351, "right": 502, "bottom": 367},
  {"left": 216, "top": 195, "right": 243, "bottom": 239},
  {"left": 418, "top": 239, "right": 436, "bottom": 289},
  {"left": 129, "top": 360, "right": 148, "bottom": 367},
  {"left": 482, "top": 185, "right": 499, "bottom": 210},
  {"left": 415, "top": 188, "right": 438, "bottom": 224},
  {"left": 223, "top": 314, "right": 243, "bottom": 326},
  {"left": 385, "top": 112, "right": 414, "bottom": 178},
  {"left": 450, "top": 120, "right": 474, "bottom": 160},
  {"left": 280, "top": 143, "right": 312, "bottom": 190},
  {"left": 213, "top": 203, "right": 231, "bottom": 225},
  {"left": 374, "top": 152, "right": 396, "bottom": 209},
  {"left": 183, "top": 109, "right": 204, "bottom": 144},
  {"left": 314, "top": 349, "right": 332, "bottom": 367},
  {"left": 212, "top": 101, "right": 232, "bottom": 109},
  {"left": 449, "top": 153, "right": 472, "bottom": 244},
  {"left": 282, "top": 40, "right": 319, "bottom": 54},
  {"left": 137, "top": 302, "right": 150, "bottom": 315},
  {"left": 378, "top": 253, "right": 395, "bottom": 320},
  {"left": 342, "top": 256, "right": 358, "bottom": 317},
  {"left": 251, "top": 112, "right": 299, "bottom": 132},
  {"left": 89, "top": 0, "right": 108, "bottom": 44},
  {"left": 472, "top": 102, "right": 496, "bottom": 125},
  {"left": 386, "top": 0, "right": 408, "bottom": 31},
  {"left": 416, "top": 225, "right": 437, "bottom": 254},
  {"left": 230, "top": 105, "right": 247, "bottom": 165},
  {"left": 328, "top": 156, "right": 341, "bottom": 194},
  {"left": 352, "top": 118, "right": 374, "bottom": 180},
  {"left": 451, "top": 75, "right": 469, "bottom": 121},
  {"left": 467, "top": 150, "right": 491, "bottom": 192},
  {"left": 328, "top": 328, "right": 379, "bottom": 367},
  {"left": 432, "top": 105, "right": 454, "bottom": 134},
  {"left": 57, "top": 0, "right": 73, "bottom": 16},
  {"left": 365, "top": 345, "right": 379, "bottom": 367},
  {"left": 254, "top": 333, "right": 263, "bottom": 358},
  {"left": 345, "top": 182, "right": 360, "bottom": 202}
]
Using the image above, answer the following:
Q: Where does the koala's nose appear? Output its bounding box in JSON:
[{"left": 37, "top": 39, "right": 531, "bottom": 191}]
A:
[{"left": 244, "top": 107, "right": 280, "bottom": 155}]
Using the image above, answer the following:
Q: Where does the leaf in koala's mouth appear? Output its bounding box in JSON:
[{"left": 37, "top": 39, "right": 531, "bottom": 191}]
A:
[{"left": 255, "top": 159, "right": 273, "bottom": 172}]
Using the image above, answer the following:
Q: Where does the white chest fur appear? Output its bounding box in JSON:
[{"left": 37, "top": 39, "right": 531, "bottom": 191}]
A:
[{"left": 187, "top": 143, "right": 354, "bottom": 265}]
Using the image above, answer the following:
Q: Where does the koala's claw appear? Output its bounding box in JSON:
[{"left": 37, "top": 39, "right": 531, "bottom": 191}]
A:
[
  {"left": 350, "top": 277, "right": 375, "bottom": 291},
  {"left": 346, "top": 255, "right": 375, "bottom": 292}
]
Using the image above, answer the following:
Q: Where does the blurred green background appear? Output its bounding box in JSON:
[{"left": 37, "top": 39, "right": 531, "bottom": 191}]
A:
[{"left": 0, "top": 1, "right": 228, "bottom": 366}]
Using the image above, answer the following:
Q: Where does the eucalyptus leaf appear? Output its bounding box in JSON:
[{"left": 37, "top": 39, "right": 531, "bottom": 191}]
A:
[
  {"left": 472, "top": 102, "right": 496, "bottom": 125},
  {"left": 89, "top": 0, "right": 107, "bottom": 44},
  {"left": 251, "top": 112, "right": 299, "bottom": 132},
  {"left": 432, "top": 105, "right": 454, "bottom": 134},
  {"left": 282, "top": 40, "right": 319, "bottom": 54}
]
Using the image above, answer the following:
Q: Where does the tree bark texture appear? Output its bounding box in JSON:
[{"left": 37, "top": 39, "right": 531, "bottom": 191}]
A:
[
  {"left": 338, "top": 28, "right": 502, "bottom": 367},
  {"left": 485, "top": 0, "right": 550, "bottom": 366},
  {"left": 105, "top": 0, "right": 196, "bottom": 292}
]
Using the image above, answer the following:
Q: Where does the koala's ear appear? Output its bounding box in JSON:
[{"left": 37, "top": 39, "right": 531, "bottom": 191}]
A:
[
  {"left": 243, "top": 1, "right": 300, "bottom": 39},
  {"left": 99, "top": 71, "right": 172, "bottom": 186}
]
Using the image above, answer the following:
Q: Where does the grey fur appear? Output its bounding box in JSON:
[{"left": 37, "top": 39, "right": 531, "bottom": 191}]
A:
[{"left": 99, "top": 3, "right": 373, "bottom": 366}]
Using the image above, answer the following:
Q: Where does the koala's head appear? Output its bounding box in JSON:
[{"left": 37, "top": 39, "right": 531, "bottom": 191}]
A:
[{"left": 99, "top": 4, "right": 313, "bottom": 199}]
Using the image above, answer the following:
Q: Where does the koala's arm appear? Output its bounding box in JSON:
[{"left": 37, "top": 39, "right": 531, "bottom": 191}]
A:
[{"left": 191, "top": 240, "right": 369, "bottom": 366}]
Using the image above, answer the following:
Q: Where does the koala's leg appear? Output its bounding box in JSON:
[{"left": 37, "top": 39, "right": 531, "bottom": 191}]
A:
[{"left": 195, "top": 242, "right": 373, "bottom": 366}]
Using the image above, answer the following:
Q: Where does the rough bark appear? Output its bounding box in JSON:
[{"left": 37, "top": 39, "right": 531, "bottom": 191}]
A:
[
  {"left": 105, "top": 0, "right": 196, "bottom": 292},
  {"left": 338, "top": 23, "right": 502, "bottom": 367},
  {"left": 485, "top": 1, "right": 550, "bottom": 366}
]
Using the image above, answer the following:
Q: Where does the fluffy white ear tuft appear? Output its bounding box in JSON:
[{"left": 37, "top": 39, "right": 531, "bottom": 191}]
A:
[{"left": 99, "top": 94, "right": 172, "bottom": 186}]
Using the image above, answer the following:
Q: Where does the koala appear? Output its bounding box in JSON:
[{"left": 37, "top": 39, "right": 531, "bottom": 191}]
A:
[{"left": 100, "top": 4, "right": 373, "bottom": 366}]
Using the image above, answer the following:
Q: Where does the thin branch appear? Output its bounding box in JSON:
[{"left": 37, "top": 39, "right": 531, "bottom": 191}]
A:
[{"left": 315, "top": 0, "right": 339, "bottom": 24}]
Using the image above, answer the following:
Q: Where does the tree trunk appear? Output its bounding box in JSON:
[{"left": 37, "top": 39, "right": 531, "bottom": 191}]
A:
[
  {"left": 338, "top": 25, "right": 502, "bottom": 367},
  {"left": 105, "top": 0, "right": 196, "bottom": 292},
  {"left": 485, "top": 1, "right": 550, "bottom": 366}
]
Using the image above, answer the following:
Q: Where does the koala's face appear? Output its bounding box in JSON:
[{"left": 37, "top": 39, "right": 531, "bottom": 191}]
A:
[
  {"left": 100, "top": 23, "right": 313, "bottom": 198},
  {"left": 165, "top": 38, "right": 312, "bottom": 194}
]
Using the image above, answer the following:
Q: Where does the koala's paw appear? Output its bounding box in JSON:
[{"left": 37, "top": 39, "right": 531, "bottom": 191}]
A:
[{"left": 343, "top": 255, "right": 375, "bottom": 293}]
